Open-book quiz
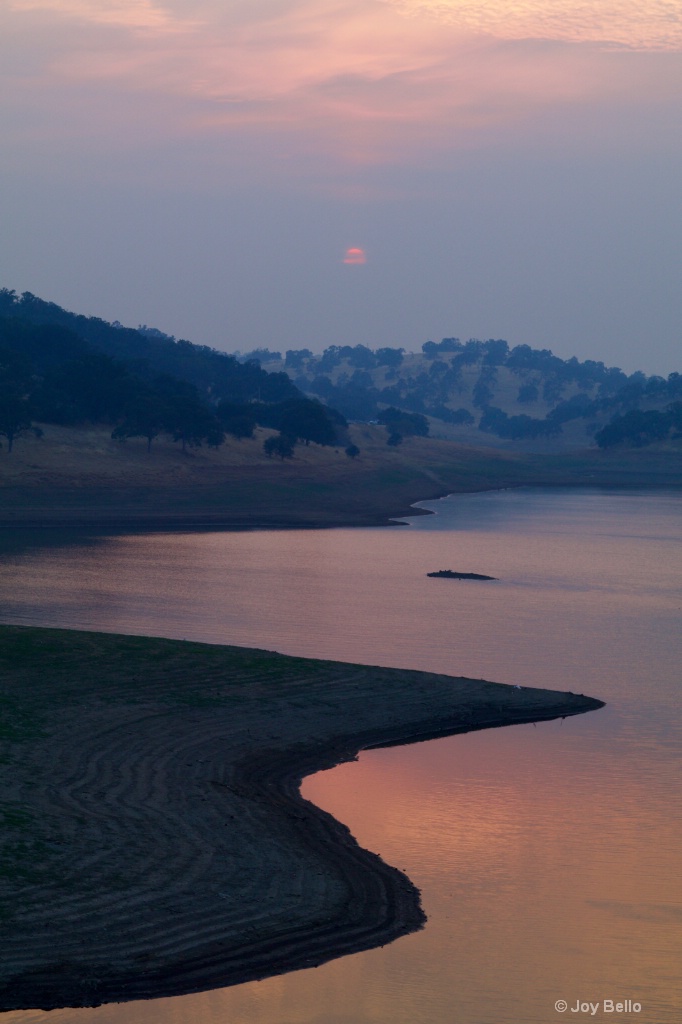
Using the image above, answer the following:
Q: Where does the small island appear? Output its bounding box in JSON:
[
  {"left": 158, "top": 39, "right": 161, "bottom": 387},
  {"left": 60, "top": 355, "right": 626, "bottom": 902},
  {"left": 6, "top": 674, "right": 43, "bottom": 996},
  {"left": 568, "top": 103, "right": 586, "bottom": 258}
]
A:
[{"left": 427, "top": 570, "right": 498, "bottom": 581}]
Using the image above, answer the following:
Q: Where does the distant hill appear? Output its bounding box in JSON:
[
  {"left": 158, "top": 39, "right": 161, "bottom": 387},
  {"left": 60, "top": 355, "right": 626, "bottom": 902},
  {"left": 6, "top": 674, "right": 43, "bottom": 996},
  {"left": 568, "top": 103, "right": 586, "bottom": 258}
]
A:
[
  {"left": 2, "top": 289, "right": 679, "bottom": 454},
  {"left": 0, "top": 289, "right": 346, "bottom": 454},
  {"left": 253, "top": 339, "right": 682, "bottom": 450},
  {"left": 0, "top": 289, "right": 300, "bottom": 404}
]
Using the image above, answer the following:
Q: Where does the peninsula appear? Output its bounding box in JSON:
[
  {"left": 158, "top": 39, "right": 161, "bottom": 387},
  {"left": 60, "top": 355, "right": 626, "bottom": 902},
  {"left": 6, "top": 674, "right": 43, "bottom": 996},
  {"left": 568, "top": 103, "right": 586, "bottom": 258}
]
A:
[{"left": 0, "top": 625, "right": 604, "bottom": 1010}]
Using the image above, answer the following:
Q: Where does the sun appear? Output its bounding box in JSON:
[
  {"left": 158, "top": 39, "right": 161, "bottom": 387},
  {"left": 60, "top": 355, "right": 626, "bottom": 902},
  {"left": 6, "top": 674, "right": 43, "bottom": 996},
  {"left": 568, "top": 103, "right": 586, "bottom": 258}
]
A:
[{"left": 343, "top": 247, "right": 367, "bottom": 265}]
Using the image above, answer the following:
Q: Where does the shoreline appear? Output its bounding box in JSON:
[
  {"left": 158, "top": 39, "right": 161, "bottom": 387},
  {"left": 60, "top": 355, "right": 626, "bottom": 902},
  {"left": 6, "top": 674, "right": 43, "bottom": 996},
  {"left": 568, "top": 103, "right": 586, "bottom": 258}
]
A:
[
  {"left": 2, "top": 428, "right": 681, "bottom": 533},
  {"left": 0, "top": 627, "right": 605, "bottom": 1010},
  {"left": 2, "top": 477, "right": 681, "bottom": 534}
]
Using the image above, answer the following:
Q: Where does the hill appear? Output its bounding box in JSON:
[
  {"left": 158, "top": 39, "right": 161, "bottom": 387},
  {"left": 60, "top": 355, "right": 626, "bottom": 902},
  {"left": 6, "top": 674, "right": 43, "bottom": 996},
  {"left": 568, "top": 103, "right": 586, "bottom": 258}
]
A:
[
  {"left": 1, "top": 290, "right": 680, "bottom": 529},
  {"left": 0, "top": 289, "right": 300, "bottom": 404},
  {"left": 253, "top": 339, "right": 682, "bottom": 451},
  {"left": 0, "top": 289, "right": 345, "bottom": 456}
]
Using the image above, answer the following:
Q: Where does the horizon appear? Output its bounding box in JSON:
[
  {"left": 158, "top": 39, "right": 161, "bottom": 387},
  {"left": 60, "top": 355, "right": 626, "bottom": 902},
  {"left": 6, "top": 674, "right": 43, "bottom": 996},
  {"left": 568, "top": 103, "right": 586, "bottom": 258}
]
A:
[{"left": 2, "top": 283, "right": 677, "bottom": 381}]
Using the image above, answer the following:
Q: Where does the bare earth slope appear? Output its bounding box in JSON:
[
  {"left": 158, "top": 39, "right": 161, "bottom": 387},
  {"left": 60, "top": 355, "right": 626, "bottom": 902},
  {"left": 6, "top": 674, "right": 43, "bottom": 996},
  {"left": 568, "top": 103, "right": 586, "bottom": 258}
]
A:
[
  {"left": 1, "top": 424, "right": 680, "bottom": 529},
  {"left": 0, "top": 626, "right": 604, "bottom": 1010}
]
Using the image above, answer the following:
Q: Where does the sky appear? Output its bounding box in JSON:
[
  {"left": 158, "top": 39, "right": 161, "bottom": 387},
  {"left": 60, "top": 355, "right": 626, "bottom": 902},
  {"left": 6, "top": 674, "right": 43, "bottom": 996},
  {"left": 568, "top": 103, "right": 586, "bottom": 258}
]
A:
[{"left": 1, "top": 0, "right": 681, "bottom": 374}]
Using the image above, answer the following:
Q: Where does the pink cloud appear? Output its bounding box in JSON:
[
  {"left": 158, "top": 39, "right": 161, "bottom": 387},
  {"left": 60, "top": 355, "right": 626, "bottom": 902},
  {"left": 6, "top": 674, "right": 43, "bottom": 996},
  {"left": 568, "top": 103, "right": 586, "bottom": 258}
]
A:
[
  {"left": 3, "top": 0, "right": 681, "bottom": 172},
  {"left": 382, "top": 0, "right": 682, "bottom": 52},
  {"left": 9, "top": 0, "right": 198, "bottom": 33}
]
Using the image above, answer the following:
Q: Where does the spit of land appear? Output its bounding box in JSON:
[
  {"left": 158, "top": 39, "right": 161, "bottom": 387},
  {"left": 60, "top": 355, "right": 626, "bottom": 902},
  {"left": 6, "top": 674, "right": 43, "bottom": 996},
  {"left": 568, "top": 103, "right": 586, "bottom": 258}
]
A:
[{"left": 0, "top": 626, "right": 604, "bottom": 1010}]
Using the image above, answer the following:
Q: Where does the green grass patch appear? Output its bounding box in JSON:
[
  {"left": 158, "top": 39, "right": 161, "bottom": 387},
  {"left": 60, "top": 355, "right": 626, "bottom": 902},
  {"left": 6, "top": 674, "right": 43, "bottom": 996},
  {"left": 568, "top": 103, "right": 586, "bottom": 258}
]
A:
[{"left": 0, "top": 626, "right": 344, "bottom": 719}]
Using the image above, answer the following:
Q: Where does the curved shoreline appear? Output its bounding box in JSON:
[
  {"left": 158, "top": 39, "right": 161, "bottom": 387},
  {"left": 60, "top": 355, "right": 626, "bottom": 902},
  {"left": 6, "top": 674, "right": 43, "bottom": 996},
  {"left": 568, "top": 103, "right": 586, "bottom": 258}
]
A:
[
  {"left": 2, "top": 434, "right": 681, "bottom": 534},
  {"left": 0, "top": 627, "right": 605, "bottom": 1010}
]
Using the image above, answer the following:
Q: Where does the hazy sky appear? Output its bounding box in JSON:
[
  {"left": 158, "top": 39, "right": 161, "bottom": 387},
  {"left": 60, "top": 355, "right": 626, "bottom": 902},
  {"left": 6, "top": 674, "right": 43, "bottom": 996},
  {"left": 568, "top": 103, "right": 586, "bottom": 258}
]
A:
[{"left": 2, "top": 0, "right": 681, "bottom": 374}]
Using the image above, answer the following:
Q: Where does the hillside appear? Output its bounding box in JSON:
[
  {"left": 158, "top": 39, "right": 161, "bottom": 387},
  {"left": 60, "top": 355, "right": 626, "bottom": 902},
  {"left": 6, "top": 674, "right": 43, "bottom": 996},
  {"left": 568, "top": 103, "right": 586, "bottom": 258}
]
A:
[
  {"left": 253, "top": 340, "right": 682, "bottom": 451},
  {"left": 0, "top": 290, "right": 345, "bottom": 457},
  {"left": 1, "top": 290, "right": 680, "bottom": 529},
  {"left": 2, "top": 420, "right": 681, "bottom": 530},
  {"left": 0, "top": 289, "right": 300, "bottom": 405},
  {"left": 4, "top": 288, "right": 680, "bottom": 456}
]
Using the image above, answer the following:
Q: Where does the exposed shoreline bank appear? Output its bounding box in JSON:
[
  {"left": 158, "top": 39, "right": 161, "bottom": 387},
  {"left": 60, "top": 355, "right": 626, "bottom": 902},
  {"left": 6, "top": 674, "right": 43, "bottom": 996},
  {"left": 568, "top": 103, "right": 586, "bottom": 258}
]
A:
[
  {"left": 2, "top": 425, "right": 680, "bottom": 532},
  {"left": 2, "top": 474, "right": 681, "bottom": 533},
  {"left": 0, "top": 626, "right": 604, "bottom": 1010}
]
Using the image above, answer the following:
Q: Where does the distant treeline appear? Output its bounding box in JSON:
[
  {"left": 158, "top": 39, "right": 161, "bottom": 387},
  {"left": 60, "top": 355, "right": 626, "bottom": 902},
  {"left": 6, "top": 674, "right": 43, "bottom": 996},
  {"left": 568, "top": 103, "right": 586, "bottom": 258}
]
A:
[
  {"left": 246, "top": 337, "right": 682, "bottom": 447},
  {"left": 3, "top": 288, "right": 680, "bottom": 455},
  {"left": 594, "top": 404, "right": 682, "bottom": 448},
  {"left": 0, "top": 290, "right": 345, "bottom": 454}
]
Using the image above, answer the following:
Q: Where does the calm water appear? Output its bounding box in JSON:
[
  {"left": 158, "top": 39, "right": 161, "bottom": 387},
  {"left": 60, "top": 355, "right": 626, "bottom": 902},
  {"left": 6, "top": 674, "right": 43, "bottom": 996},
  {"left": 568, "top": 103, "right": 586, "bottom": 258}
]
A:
[{"left": 1, "top": 488, "right": 681, "bottom": 1024}]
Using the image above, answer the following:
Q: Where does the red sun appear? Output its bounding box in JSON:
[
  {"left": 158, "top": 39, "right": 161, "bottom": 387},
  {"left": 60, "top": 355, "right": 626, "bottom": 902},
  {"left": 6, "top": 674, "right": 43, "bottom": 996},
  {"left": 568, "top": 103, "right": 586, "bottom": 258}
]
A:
[{"left": 343, "top": 247, "right": 367, "bottom": 265}]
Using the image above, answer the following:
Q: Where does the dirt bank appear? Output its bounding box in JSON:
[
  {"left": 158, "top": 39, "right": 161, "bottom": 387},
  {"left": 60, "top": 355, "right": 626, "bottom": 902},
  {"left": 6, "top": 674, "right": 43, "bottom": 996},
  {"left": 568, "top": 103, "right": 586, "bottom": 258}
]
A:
[{"left": 1, "top": 424, "right": 680, "bottom": 530}]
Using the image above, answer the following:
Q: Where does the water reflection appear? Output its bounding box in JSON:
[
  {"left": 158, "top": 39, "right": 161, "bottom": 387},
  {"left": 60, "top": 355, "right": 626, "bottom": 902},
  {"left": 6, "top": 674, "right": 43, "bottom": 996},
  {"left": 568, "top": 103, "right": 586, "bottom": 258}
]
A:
[{"left": 1, "top": 489, "right": 681, "bottom": 1023}]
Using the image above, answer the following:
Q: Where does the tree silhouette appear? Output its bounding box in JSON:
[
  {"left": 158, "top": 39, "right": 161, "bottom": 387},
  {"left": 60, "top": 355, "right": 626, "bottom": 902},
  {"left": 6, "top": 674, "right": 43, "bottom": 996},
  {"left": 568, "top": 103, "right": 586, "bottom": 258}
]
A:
[
  {"left": 263, "top": 433, "right": 295, "bottom": 459},
  {"left": 0, "top": 391, "right": 42, "bottom": 453},
  {"left": 111, "top": 389, "right": 170, "bottom": 452}
]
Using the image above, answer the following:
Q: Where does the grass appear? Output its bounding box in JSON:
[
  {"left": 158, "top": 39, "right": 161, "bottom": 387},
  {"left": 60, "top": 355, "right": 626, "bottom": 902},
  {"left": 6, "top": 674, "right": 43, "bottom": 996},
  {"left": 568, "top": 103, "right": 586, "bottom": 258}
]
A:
[{"left": 0, "top": 626, "right": 342, "bottom": 713}]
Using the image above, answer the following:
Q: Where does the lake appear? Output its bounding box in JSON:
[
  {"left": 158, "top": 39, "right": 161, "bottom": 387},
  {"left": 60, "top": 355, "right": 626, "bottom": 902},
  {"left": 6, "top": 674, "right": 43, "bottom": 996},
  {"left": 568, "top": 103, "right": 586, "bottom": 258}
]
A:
[{"left": 1, "top": 488, "right": 680, "bottom": 1023}]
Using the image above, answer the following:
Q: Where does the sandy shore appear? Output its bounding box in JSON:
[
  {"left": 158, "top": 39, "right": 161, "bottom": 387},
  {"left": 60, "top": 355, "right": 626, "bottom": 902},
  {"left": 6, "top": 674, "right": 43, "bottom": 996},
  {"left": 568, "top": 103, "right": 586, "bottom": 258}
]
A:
[{"left": 0, "top": 626, "right": 604, "bottom": 1011}]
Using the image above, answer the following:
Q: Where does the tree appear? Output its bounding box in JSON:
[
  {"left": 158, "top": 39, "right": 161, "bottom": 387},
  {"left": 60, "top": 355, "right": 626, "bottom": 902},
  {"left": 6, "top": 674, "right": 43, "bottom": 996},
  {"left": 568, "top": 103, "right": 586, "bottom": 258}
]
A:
[
  {"left": 473, "top": 367, "right": 496, "bottom": 408},
  {"left": 517, "top": 383, "right": 539, "bottom": 404},
  {"left": 308, "top": 375, "right": 335, "bottom": 399},
  {"left": 479, "top": 405, "right": 561, "bottom": 439},
  {"left": 111, "top": 390, "right": 171, "bottom": 452},
  {"left": 263, "top": 433, "right": 295, "bottom": 459},
  {"left": 376, "top": 348, "right": 404, "bottom": 368},
  {"left": 542, "top": 376, "right": 565, "bottom": 403},
  {"left": 253, "top": 397, "right": 341, "bottom": 446},
  {"left": 668, "top": 401, "right": 682, "bottom": 433},
  {"left": 387, "top": 432, "right": 402, "bottom": 446},
  {"left": 378, "top": 407, "right": 429, "bottom": 437},
  {"left": 216, "top": 401, "right": 257, "bottom": 439},
  {"left": 462, "top": 339, "right": 484, "bottom": 364},
  {"left": 667, "top": 373, "right": 682, "bottom": 399},
  {"left": 345, "top": 444, "right": 360, "bottom": 458},
  {"left": 595, "top": 409, "right": 670, "bottom": 448},
  {"left": 0, "top": 391, "right": 42, "bottom": 453},
  {"left": 347, "top": 344, "right": 376, "bottom": 369},
  {"left": 34, "top": 352, "right": 135, "bottom": 424},
  {"left": 239, "top": 348, "right": 282, "bottom": 363},
  {"left": 483, "top": 339, "right": 509, "bottom": 365},
  {"left": 547, "top": 393, "right": 595, "bottom": 424},
  {"left": 478, "top": 406, "right": 509, "bottom": 434},
  {"left": 427, "top": 404, "right": 473, "bottom": 425},
  {"left": 285, "top": 349, "right": 312, "bottom": 370},
  {"left": 317, "top": 347, "right": 343, "bottom": 372},
  {"left": 170, "top": 402, "right": 224, "bottom": 452}
]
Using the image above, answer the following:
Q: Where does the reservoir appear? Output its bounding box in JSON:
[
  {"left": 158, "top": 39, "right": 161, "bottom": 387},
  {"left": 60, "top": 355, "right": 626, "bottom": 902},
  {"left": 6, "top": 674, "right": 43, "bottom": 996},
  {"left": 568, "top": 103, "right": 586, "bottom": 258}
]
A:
[{"left": 1, "top": 488, "right": 680, "bottom": 1023}]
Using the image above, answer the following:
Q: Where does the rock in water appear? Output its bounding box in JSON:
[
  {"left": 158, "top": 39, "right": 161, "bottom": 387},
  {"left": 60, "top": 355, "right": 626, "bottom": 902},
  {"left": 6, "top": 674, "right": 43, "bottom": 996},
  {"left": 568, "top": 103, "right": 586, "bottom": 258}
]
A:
[{"left": 426, "top": 570, "right": 498, "bottom": 581}]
